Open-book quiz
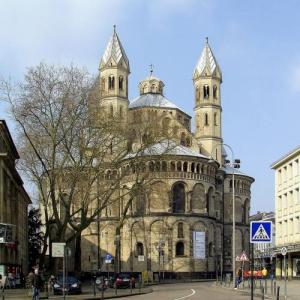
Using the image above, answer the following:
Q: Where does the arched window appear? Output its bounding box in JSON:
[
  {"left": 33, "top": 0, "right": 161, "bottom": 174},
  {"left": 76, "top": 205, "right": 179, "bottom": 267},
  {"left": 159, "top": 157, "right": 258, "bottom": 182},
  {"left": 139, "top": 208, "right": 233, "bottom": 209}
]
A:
[
  {"left": 136, "top": 242, "right": 144, "bottom": 256},
  {"left": 119, "top": 76, "right": 123, "bottom": 90},
  {"left": 110, "top": 105, "right": 113, "bottom": 117},
  {"left": 204, "top": 113, "right": 209, "bottom": 126},
  {"left": 214, "top": 113, "right": 217, "bottom": 126},
  {"left": 177, "top": 161, "right": 182, "bottom": 172},
  {"left": 180, "top": 132, "right": 186, "bottom": 146},
  {"left": 171, "top": 161, "right": 176, "bottom": 171},
  {"left": 176, "top": 241, "right": 184, "bottom": 256},
  {"left": 203, "top": 85, "right": 209, "bottom": 99},
  {"left": 162, "top": 161, "right": 167, "bottom": 172},
  {"left": 183, "top": 162, "right": 188, "bottom": 172},
  {"left": 191, "top": 163, "right": 195, "bottom": 173},
  {"left": 206, "top": 187, "right": 214, "bottom": 215},
  {"left": 213, "top": 85, "right": 217, "bottom": 99},
  {"left": 172, "top": 183, "right": 185, "bottom": 213},
  {"left": 108, "top": 75, "right": 115, "bottom": 89},
  {"left": 149, "top": 161, "right": 155, "bottom": 172},
  {"left": 209, "top": 242, "right": 214, "bottom": 257},
  {"left": 177, "top": 222, "right": 184, "bottom": 238}
]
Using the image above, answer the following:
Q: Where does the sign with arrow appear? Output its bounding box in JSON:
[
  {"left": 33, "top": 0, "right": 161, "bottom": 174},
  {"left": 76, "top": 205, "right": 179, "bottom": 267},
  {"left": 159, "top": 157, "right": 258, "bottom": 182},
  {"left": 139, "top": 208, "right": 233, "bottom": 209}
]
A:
[{"left": 250, "top": 221, "right": 272, "bottom": 243}]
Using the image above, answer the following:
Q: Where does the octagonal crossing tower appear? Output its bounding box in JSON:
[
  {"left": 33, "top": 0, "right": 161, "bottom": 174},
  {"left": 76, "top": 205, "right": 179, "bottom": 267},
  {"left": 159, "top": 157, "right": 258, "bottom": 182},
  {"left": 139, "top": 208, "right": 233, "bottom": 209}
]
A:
[{"left": 193, "top": 38, "right": 223, "bottom": 164}]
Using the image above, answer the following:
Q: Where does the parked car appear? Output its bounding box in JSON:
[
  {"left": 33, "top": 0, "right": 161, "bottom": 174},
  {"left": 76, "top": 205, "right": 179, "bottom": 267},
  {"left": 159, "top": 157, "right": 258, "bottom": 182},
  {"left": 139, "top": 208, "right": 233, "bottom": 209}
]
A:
[
  {"left": 115, "top": 273, "right": 135, "bottom": 289},
  {"left": 53, "top": 276, "right": 82, "bottom": 295},
  {"left": 243, "top": 270, "right": 263, "bottom": 279}
]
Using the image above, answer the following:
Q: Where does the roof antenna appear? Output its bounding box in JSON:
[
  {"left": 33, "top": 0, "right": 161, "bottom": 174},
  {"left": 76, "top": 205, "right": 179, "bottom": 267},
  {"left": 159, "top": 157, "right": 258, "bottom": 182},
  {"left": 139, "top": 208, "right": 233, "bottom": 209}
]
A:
[
  {"left": 149, "top": 63, "right": 154, "bottom": 76},
  {"left": 113, "top": 24, "right": 116, "bottom": 33},
  {"left": 206, "top": 37, "right": 209, "bottom": 44}
]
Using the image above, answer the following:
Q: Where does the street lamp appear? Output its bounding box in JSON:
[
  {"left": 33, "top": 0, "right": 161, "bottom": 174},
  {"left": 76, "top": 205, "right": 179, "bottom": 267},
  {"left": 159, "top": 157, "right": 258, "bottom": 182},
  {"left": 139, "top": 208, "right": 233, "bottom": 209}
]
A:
[{"left": 208, "top": 143, "right": 240, "bottom": 287}]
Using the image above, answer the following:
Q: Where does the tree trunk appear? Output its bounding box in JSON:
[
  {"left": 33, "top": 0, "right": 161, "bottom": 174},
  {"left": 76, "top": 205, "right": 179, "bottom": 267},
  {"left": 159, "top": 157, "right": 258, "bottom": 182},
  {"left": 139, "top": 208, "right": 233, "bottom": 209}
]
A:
[{"left": 74, "top": 234, "right": 81, "bottom": 273}]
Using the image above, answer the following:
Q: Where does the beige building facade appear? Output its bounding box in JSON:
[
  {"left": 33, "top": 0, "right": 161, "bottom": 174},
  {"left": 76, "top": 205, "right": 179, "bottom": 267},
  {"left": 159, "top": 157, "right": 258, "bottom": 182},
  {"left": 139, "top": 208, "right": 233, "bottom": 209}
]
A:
[
  {"left": 272, "top": 146, "right": 300, "bottom": 278},
  {"left": 0, "top": 120, "right": 31, "bottom": 277},
  {"left": 79, "top": 28, "right": 255, "bottom": 278}
]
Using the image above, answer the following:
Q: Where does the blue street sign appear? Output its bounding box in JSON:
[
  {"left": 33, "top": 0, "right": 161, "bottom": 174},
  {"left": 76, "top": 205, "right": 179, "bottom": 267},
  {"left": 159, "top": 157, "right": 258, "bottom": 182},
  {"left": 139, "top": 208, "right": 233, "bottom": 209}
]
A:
[
  {"left": 105, "top": 254, "right": 113, "bottom": 260},
  {"left": 250, "top": 221, "right": 272, "bottom": 243}
]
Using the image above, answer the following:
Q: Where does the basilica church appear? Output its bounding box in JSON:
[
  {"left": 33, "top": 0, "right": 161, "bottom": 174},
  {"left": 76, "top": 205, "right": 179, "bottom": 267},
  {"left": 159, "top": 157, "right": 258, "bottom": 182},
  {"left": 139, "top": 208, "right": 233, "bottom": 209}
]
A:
[{"left": 80, "top": 27, "right": 254, "bottom": 278}]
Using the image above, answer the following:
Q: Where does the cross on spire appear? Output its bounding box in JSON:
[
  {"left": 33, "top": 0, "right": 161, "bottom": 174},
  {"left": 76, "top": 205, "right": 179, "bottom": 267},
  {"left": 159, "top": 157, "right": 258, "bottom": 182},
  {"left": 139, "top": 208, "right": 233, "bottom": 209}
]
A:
[{"left": 149, "top": 64, "right": 154, "bottom": 76}]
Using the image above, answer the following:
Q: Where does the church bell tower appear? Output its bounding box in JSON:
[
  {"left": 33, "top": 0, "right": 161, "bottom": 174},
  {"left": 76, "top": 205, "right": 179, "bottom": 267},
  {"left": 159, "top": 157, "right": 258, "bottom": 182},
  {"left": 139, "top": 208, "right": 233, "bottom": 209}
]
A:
[
  {"left": 99, "top": 26, "right": 130, "bottom": 121},
  {"left": 193, "top": 38, "right": 223, "bottom": 164}
]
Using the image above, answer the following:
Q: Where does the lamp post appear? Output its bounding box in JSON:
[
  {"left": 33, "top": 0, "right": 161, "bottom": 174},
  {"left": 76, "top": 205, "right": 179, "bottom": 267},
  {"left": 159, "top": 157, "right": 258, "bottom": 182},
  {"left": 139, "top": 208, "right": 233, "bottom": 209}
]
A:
[{"left": 208, "top": 143, "right": 240, "bottom": 288}]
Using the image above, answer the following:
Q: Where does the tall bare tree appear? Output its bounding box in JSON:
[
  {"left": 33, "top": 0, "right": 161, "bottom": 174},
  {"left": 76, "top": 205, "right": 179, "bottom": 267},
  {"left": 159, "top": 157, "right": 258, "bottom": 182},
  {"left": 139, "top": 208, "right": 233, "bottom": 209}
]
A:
[{"left": 0, "top": 63, "right": 174, "bottom": 271}]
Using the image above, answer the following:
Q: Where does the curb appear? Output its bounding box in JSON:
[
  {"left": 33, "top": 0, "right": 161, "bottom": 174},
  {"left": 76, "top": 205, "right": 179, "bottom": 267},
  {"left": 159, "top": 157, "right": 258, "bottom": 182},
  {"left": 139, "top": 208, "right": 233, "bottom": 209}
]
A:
[
  {"left": 214, "top": 283, "right": 273, "bottom": 299},
  {"left": 83, "top": 288, "right": 153, "bottom": 300}
]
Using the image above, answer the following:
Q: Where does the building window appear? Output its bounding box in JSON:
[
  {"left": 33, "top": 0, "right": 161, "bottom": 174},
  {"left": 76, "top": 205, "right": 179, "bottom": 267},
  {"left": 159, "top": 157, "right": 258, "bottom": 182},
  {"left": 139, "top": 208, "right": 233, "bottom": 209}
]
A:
[
  {"left": 295, "top": 159, "right": 299, "bottom": 176},
  {"left": 108, "top": 75, "right": 115, "bottom": 89},
  {"left": 209, "top": 242, "right": 214, "bottom": 257},
  {"left": 214, "top": 112, "right": 217, "bottom": 126},
  {"left": 203, "top": 85, "right": 209, "bottom": 99},
  {"left": 213, "top": 85, "right": 217, "bottom": 99},
  {"left": 119, "top": 76, "right": 123, "bottom": 90},
  {"left": 178, "top": 222, "right": 184, "bottom": 238},
  {"left": 176, "top": 241, "right": 184, "bottom": 256},
  {"left": 110, "top": 105, "right": 113, "bottom": 117},
  {"left": 136, "top": 242, "right": 144, "bottom": 256},
  {"left": 278, "top": 170, "right": 282, "bottom": 185},
  {"left": 172, "top": 183, "right": 185, "bottom": 213},
  {"left": 204, "top": 113, "right": 209, "bottom": 126},
  {"left": 120, "top": 106, "right": 123, "bottom": 118}
]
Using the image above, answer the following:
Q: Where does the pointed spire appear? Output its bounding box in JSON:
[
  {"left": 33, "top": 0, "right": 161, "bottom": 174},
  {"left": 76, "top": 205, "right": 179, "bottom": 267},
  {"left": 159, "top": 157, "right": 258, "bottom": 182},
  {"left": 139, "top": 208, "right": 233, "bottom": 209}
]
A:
[
  {"left": 193, "top": 38, "right": 221, "bottom": 80},
  {"left": 99, "top": 26, "right": 130, "bottom": 71}
]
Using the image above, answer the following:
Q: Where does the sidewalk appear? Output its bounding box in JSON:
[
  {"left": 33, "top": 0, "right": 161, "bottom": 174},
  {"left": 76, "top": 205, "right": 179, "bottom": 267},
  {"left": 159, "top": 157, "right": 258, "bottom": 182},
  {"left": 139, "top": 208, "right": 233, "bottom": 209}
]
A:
[
  {"left": 216, "top": 279, "right": 300, "bottom": 300},
  {"left": 1, "top": 286, "right": 152, "bottom": 300}
]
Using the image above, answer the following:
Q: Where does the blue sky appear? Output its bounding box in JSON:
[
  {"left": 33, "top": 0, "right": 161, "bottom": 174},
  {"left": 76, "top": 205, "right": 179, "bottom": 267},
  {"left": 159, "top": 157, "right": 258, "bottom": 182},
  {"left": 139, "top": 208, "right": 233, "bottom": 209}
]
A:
[{"left": 1, "top": 0, "right": 300, "bottom": 213}]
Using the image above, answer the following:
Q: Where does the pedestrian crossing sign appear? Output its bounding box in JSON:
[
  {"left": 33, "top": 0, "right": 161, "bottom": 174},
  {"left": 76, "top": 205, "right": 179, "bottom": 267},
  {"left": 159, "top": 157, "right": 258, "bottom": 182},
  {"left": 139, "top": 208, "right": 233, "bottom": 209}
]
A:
[{"left": 250, "top": 221, "right": 272, "bottom": 243}]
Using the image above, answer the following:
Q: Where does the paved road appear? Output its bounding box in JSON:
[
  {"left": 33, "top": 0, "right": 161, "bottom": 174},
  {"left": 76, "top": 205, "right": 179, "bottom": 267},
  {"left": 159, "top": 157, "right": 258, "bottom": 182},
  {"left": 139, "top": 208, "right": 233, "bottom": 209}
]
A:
[{"left": 114, "top": 282, "right": 260, "bottom": 300}]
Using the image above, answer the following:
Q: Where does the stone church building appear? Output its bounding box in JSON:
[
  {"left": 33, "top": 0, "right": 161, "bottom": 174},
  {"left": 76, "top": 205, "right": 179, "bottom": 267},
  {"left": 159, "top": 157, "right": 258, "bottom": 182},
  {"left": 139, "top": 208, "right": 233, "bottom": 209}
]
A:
[{"left": 80, "top": 27, "right": 254, "bottom": 277}]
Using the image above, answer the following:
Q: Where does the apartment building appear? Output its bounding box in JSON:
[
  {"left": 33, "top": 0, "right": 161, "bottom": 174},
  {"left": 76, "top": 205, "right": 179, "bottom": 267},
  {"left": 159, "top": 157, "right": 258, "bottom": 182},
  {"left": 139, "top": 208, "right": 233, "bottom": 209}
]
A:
[{"left": 271, "top": 146, "right": 300, "bottom": 278}]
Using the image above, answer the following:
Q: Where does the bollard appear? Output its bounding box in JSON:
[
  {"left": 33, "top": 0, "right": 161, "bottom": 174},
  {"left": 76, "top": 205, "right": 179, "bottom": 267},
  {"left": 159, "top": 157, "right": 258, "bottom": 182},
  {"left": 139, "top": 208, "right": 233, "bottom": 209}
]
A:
[
  {"left": 93, "top": 278, "right": 96, "bottom": 296},
  {"left": 115, "top": 281, "right": 117, "bottom": 295},
  {"left": 276, "top": 286, "right": 280, "bottom": 300},
  {"left": 138, "top": 275, "right": 141, "bottom": 292},
  {"left": 130, "top": 278, "right": 133, "bottom": 294},
  {"left": 101, "top": 276, "right": 104, "bottom": 300},
  {"left": 271, "top": 279, "right": 273, "bottom": 295},
  {"left": 274, "top": 281, "right": 277, "bottom": 298},
  {"left": 265, "top": 279, "right": 267, "bottom": 294},
  {"left": 261, "top": 287, "right": 264, "bottom": 300}
]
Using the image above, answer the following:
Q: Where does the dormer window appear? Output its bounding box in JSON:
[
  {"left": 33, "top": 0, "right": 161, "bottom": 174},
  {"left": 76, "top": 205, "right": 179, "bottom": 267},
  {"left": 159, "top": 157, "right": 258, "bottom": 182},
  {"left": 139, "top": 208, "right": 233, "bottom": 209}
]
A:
[{"left": 203, "top": 85, "right": 209, "bottom": 99}]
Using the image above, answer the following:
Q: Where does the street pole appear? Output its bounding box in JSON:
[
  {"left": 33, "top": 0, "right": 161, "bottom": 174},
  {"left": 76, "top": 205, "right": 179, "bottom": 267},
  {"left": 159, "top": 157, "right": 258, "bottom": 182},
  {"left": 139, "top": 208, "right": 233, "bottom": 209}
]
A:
[
  {"left": 284, "top": 254, "right": 287, "bottom": 300},
  {"left": 251, "top": 243, "right": 254, "bottom": 300},
  {"left": 63, "top": 246, "right": 66, "bottom": 300},
  {"left": 232, "top": 165, "right": 236, "bottom": 287}
]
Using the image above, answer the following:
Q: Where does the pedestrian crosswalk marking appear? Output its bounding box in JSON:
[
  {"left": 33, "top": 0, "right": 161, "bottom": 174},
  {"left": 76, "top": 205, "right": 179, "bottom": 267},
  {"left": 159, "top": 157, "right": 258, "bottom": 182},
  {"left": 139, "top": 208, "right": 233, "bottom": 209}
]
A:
[{"left": 252, "top": 224, "right": 270, "bottom": 241}]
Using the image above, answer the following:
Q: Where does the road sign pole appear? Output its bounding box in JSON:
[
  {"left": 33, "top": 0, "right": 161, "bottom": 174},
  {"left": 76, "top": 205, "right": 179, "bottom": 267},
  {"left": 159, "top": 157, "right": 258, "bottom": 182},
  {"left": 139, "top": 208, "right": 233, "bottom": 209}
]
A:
[
  {"left": 251, "top": 243, "right": 254, "bottom": 300},
  {"left": 284, "top": 254, "right": 287, "bottom": 300},
  {"left": 63, "top": 245, "right": 66, "bottom": 300}
]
